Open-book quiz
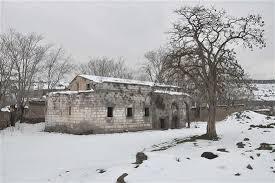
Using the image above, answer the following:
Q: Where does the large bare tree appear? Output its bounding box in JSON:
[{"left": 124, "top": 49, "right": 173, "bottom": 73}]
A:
[
  {"left": 166, "top": 6, "right": 265, "bottom": 138},
  {"left": 78, "top": 57, "right": 133, "bottom": 79},
  {"left": 1, "top": 30, "right": 49, "bottom": 121}
]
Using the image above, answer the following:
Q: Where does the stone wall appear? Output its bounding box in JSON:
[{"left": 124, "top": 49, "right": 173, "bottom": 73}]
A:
[
  {"left": 247, "top": 100, "right": 275, "bottom": 116},
  {"left": 23, "top": 100, "right": 46, "bottom": 123},
  {"left": 151, "top": 93, "right": 189, "bottom": 129},
  {"left": 45, "top": 89, "right": 152, "bottom": 134},
  {"left": 46, "top": 75, "right": 191, "bottom": 134},
  {"left": 190, "top": 104, "right": 245, "bottom": 122},
  {"left": 68, "top": 76, "right": 92, "bottom": 91}
]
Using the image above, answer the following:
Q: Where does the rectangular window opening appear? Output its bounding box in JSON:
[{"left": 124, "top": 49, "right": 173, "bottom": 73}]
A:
[
  {"left": 145, "top": 107, "right": 150, "bottom": 117},
  {"left": 69, "top": 106, "right": 71, "bottom": 115},
  {"left": 107, "top": 107, "right": 113, "bottom": 117},
  {"left": 86, "top": 83, "right": 91, "bottom": 90},
  {"left": 126, "top": 107, "right": 133, "bottom": 117}
]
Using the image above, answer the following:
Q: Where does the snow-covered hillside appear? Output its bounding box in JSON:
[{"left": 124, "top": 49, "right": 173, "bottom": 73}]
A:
[
  {"left": 253, "top": 83, "right": 275, "bottom": 101},
  {"left": 0, "top": 111, "right": 274, "bottom": 182}
]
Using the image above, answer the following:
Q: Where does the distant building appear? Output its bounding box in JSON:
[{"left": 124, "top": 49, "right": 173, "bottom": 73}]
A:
[{"left": 45, "top": 75, "right": 192, "bottom": 134}]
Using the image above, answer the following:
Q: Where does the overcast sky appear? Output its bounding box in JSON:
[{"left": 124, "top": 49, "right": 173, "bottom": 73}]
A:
[{"left": 0, "top": 0, "right": 274, "bottom": 79}]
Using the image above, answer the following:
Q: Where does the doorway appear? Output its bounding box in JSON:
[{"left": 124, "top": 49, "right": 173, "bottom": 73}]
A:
[
  {"left": 160, "top": 118, "right": 165, "bottom": 129},
  {"left": 171, "top": 102, "right": 179, "bottom": 129},
  {"left": 171, "top": 115, "right": 179, "bottom": 129}
]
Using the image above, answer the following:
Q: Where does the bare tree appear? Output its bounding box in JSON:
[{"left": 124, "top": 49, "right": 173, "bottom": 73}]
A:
[
  {"left": 143, "top": 47, "right": 168, "bottom": 83},
  {"left": 78, "top": 57, "right": 133, "bottom": 79},
  {"left": 0, "top": 34, "right": 15, "bottom": 108},
  {"left": 1, "top": 30, "right": 49, "bottom": 121},
  {"left": 166, "top": 6, "right": 265, "bottom": 138},
  {"left": 44, "top": 47, "right": 73, "bottom": 90}
]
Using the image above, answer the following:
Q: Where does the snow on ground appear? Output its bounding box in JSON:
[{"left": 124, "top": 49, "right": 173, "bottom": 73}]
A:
[
  {"left": 253, "top": 83, "right": 275, "bottom": 101},
  {"left": 1, "top": 111, "right": 275, "bottom": 183}
]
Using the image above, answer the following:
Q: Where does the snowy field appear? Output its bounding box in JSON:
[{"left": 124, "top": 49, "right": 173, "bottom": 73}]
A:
[{"left": 0, "top": 111, "right": 275, "bottom": 183}]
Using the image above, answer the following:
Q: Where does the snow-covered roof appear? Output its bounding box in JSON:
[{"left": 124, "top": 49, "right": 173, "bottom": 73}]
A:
[
  {"left": 78, "top": 75, "right": 180, "bottom": 88},
  {"left": 48, "top": 89, "right": 94, "bottom": 96},
  {"left": 154, "top": 90, "right": 190, "bottom": 96},
  {"left": 253, "top": 83, "right": 275, "bottom": 101}
]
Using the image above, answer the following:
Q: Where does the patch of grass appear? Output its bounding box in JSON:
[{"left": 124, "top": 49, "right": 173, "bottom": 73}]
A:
[
  {"left": 151, "top": 145, "right": 174, "bottom": 152},
  {"left": 250, "top": 123, "right": 275, "bottom": 129},
  {"left": 235, "top": 112, "right": 251, "bottom": 120},
  {"left": 217, "top": 148, "right": 229, "bottom": 153},
  {"left": 196, "top": 134, "right": 220, "bottom": 141},
  {"left": 256, "top": 143, "right": 274, "bottom": 151},
  {"left": 96, "top": 169, "right": 106, "bottom": 174},
  {"left": 151, "top": 134, "right": 220, "bottom": 152},
  {"left": 174, "top": 135, "right": 199, "bottom": 144}
]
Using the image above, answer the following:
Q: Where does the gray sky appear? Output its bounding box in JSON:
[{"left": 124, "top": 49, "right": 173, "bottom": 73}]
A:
[{"left": 0, "top": 0, "right": 274, "bottom": 79}]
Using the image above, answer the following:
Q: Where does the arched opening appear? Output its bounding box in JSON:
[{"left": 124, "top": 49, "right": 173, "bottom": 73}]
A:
[{"left": 171, "top": 102, "right": 179, "bottom": 129}]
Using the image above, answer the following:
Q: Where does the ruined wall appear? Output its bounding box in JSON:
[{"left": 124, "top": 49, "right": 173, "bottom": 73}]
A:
[
  {"left": 23, "top": 101, "right": 46, "bottom": 123},
  {"left": 68, "top": 76, "right": 95, "bottom": 91},
  {"left": 151, "top": 94, "right": 189, "bottom": 129},
  {"left": 45, "top": 90, "right": 152, "bottom": 134},
  {"left": 190, "top": 104, "right": 245, "bottom": 122},
  {"left": 47, "top": 75, "right": 191, "bottom": 134}
]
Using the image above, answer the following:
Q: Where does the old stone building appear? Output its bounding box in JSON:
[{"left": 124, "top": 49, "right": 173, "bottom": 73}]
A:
[{"left": 45, "top": 75, "right": 191, "bottom": 134}]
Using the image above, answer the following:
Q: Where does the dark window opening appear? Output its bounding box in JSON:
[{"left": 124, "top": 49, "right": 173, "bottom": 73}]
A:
[
  {"left": 107, "top": 107, "right": 113, "bottom": 117},
  {"left": 126, "top": 108, "right": 133, "bottom": 117},
  {"left": 86, "top": 83, "right": 91, "bottom": 90},
  {"left": 160, "top": 118, "right": 165, "bottom": 129},
  {"left": 69, "top": 106, "right": 71, "bottom": 115},
  {"left": 76, "top": 83, "right": 79, "bottom": 90},
  {"left": 145, "top": 107, "right": 150, "bottom": 117}
]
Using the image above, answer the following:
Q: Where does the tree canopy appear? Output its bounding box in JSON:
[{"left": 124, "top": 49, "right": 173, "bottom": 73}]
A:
[{"left": 165, "top": 6, "right": 266, "bottom": 138}]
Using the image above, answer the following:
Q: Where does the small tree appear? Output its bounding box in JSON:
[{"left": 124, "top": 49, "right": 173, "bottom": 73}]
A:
[
  {"left": 44, "top": 47, "right": 73, "bottom": 90},
  {"left": 166, "top": 6, "right": 265, "bottom": 138},
  {"left": 78, "top": 57, "right": 133, "bottom": 79},
  {"left": 143, "top": 47, "right": 168, "bottom": 83}
]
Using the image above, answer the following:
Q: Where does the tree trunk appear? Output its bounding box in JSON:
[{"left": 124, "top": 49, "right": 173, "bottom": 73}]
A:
[
  {"left": 186, "top": 103, "right": 191, "bottom": 128},
  {"left": 207, "top": 101, "right": 217, "bottom": 138},
  {"left": 19, "top": 104, "right": 25, "bottom": 123},
  {"left": 206, "top": 86, "right": 218, "bottom": 138}
]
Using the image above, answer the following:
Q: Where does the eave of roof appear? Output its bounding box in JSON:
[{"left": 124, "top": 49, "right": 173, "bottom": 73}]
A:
[{"left": 78, "top": 74, "right": 180, "bottom": 88}]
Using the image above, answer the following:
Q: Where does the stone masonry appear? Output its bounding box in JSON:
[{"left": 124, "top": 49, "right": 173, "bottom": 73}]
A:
[{"left": 45, "top": 75, "right": 191, "bottom": 134}]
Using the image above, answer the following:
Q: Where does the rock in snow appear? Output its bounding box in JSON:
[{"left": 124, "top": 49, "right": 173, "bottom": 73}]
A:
[
  {"left": 116, "top": 173, "right": 128, "bottom": 183},
  {"left": 247, "top": 164, "right": 253, "bottom": 170},
  {"left": 201, "top": 152, "right": 218, "bottom": 159},
  {"left": 217, "top": 148, "right": 229, "bottom": 152},
  {"left": 135, "top": 152, "right": 148, "bottom": 164},
  {"left": 236, "top": 142, "right": 246, "bottom": 148}
]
